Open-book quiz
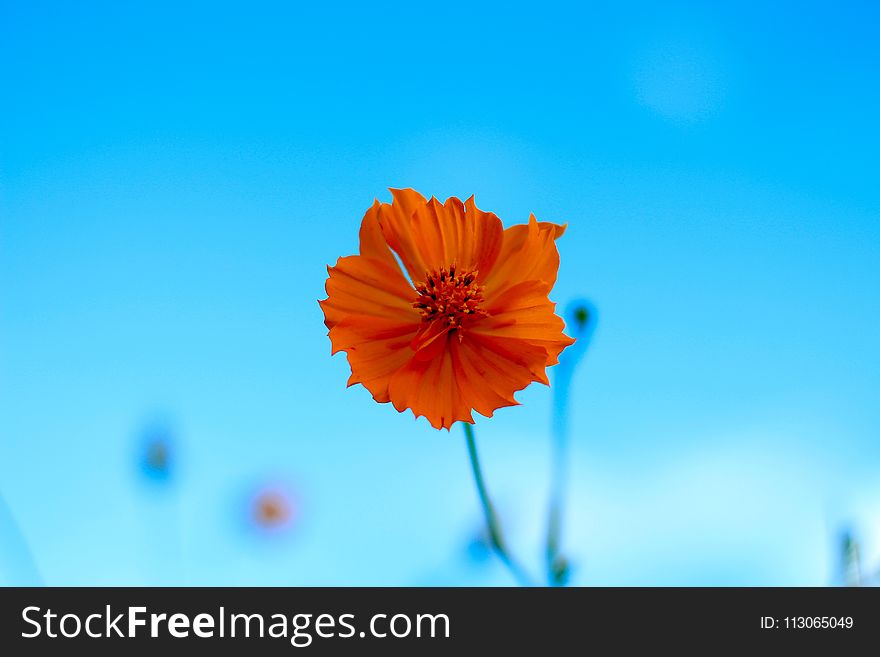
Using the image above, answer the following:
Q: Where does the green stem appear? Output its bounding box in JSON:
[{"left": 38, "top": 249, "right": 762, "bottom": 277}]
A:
[
  {"left": 545, "top": 418, "right": 569, "bottom": 586},
  {"left": 463, "top": 422, "right": 535, "bottom": 587}
]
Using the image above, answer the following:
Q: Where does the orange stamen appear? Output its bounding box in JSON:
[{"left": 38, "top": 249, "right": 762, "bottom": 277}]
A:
[{"left": 413, "top": 266, "right": 486, "bottom": 329}]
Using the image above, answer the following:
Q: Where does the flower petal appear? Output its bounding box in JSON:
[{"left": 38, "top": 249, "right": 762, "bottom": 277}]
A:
[
  {"left": 359, "top": 199, "right": 404, "bottom": 270},
  {"left": 475, "top": 280, "right": 576, "bottom": 366},
  {"left": 320, "top": 204, "right": 422, "bottom": 403},
  {"left": 407, "top": 196, "right": 504, "bottom": 276},
  {"left": 465, "top": 196, "right": 505, "bottom": 281},
  {"left": 388, "top": 343, "right": 474, "bottom": 429},
  {"left": 448, "top": 337, "right": 520, "bottom": 418},
  {"left": 376, "top": 188, "right": 431, "bottom": 282},
  {"left": 483, "top": 213, "right": 566, "bottom": 296},
  {"left": 328, "top": 315, "right": 417, "bottom": 403},
  {"left": 464, "top": 331, "right": 553, "bottom": 386},
  {"left": 448, "top": 330, "right": 551, "bottom": 420},
  {"left": 410, "top": 318, "right": 452, "bottom": 360},
  {"left": 378, "top": 190, "right": 504, "bottom": 283},
  {"left": 320, "top": 255, "right": 416, "bottom": 329}
]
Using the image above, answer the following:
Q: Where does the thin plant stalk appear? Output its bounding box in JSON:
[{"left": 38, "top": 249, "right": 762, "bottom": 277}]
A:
[
  {"left": 0, "top": 492, "right": 43, "bottom": 586},
  {"left": 546, "top": 363, "right": 573, "bottom": 584},
  {"left": 463, "top": 422, "right": 535, "bottom": 587},
  {"left": 545, "top": 301, "right": 596, "bottom": 585}
]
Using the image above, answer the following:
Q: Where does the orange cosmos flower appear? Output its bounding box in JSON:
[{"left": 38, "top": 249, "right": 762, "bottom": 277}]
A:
[{"left": 320, "top": 189, "right": 575, "bottom": 430}]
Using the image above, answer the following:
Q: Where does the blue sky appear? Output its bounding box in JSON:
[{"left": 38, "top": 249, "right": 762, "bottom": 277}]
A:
[{"left": 1, "top": 1, "right": 879, "bottom": 585}]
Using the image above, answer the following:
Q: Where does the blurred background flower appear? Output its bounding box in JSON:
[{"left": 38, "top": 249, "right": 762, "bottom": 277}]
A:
[
  {"left": 138, "top": 419, "right": 175, "bottom": 484},
  {"left": 248, "top": 483, "right": 298, "bottom": 537}
]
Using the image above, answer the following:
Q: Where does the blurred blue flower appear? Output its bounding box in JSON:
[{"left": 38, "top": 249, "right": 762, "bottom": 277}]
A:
[{"left": 137, "top": 420, "right": 175, "bottom": 484}]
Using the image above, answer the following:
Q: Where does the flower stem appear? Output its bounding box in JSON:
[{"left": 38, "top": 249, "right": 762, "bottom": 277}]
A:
[
  {"left": 546, "top": 369, "right": 573, "bottom": 585},
  {"left": 545, "top": 442, "right": 568, "bottom": 585},
  {"left": 0, "top": 492, "right": 44, "bottom": 586},
  {"left": 462, "top": 422, "right": 535, "bottom": 587},
  {"left": 545, "top": 301, "right": 596, "bottom": 585}
]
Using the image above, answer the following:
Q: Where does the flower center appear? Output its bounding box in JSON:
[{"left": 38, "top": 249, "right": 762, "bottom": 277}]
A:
[{"left": 413, "top": 266, "right": 485, "bottom": 328}]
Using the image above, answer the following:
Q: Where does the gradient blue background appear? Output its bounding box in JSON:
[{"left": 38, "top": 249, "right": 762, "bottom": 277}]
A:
[{"left": 2, "top": 0, "right": 879, "bottom": 586}]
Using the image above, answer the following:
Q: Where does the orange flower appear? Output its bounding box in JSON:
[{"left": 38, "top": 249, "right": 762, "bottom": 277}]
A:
[{"left": 320, "top": 189, "right": 575, "bottom": 430}]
